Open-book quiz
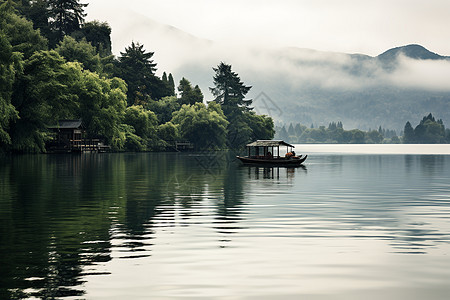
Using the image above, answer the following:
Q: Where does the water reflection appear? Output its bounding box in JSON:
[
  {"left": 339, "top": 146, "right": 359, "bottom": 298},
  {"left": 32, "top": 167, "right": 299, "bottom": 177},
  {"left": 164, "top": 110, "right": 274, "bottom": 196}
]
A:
[
  {"left": 1, "top": 152, "right": 254, "bottom": 298},
  {"left": 1, "top": 151, "right": 450, "bottom": 299},
  {"left": 244, "top": 165, "right": 305, "bottom": 180}
]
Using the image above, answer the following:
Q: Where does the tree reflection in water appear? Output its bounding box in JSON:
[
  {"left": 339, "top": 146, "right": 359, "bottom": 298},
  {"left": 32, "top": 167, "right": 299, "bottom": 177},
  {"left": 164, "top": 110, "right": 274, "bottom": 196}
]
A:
[{"left": 0, "top": 152, "right": 249, "bottom": 299}]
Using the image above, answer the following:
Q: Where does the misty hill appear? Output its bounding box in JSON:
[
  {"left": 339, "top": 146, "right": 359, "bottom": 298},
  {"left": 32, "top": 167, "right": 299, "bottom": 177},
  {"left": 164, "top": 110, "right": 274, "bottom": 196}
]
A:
[
  {"left": 377, "top": 44, "right": 448, "bottom": 62},
  {"left": 242, "top": 44, "right": 450, "bottom": 131},
  {"left": 174, "top": 44, "right": 450, "bottom": 131},
  {"left": 101, "top": 12, "right": 450, "bottom": 132}
]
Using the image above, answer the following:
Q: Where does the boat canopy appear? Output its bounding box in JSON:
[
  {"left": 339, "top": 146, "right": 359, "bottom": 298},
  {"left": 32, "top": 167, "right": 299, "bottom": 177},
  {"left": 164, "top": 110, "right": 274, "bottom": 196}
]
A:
[{"left": 246, "top": 140, "right": 295, "bottom": 148}]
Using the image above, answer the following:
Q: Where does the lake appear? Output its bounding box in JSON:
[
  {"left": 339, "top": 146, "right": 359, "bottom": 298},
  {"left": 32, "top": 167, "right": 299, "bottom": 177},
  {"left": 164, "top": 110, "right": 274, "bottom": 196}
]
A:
[{"left": 1, "top": 144, "right": 450, "bottom": 299}]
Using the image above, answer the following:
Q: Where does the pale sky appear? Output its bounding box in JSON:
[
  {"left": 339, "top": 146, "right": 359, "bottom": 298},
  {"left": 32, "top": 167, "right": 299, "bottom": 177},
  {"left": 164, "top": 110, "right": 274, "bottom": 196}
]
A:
[{"left": 85, "top": 0, "right": 450, "bottom": 57}]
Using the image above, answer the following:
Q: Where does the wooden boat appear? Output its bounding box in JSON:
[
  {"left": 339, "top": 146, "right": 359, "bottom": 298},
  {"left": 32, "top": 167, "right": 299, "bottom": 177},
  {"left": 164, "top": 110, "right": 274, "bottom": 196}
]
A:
[{"left": 237, "top": 140, "right": 307, "bottom": 166}]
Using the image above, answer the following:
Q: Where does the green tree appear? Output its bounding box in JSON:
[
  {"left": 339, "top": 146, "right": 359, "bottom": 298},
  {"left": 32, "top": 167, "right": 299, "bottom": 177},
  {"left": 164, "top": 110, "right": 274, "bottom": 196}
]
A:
[
  {"left": 414, "top": 113, "right": 446, "bottom": 143},
  {"left": 55, "top": 36, "right": 101, "bottom": 73},
  {"left": 10, "top": 50, "right": 80, "bottom": 152},
  {"left": 120, "top": 123, "right": 145, "bottom": 151},
  {"left": 48, "top": 0, "right": 87, "bottom": 45},
  {"left": 116, "top": 42, "right": 171, "bottom": 104},
  {"left": 210, "top": 61, "right": 264, "bottom": 148},
  {"left": 178, "top": 77, "right": 203, "bottom": 105},
  {"left": 246, "top": 112, "right": 274, "bottom": 141},
  {"left": 158, "top": 121, "right": 179, "bottom": 142},
  {"left": 404, "top": 114, "right": 447, "bottom": 144},
  {"left": 77, "top": 72, "right": 128, "bottom": 150},
  {"left": 77, "top": 20, "right": 112, "bottom": 57},
  {"left": 0, "top": 1, "right": 47, "bottom": 59},
  {"left": 0, "top": 31, "right": 20, "bottom": 148},
  {"left": 171, "top": 102, "right": 228, "bottom": 150},
  {"left": 366, "top": 130, "right": 383, "bottom": 143},
  {"left": 403, "top": 121, "right": 415, "bottom": 143},
  {"left": 21, "top": 0, "right": 51, "bottom": 40},
  {"left": 146, "top": 96, "right": 180, "bottom": 124},
  {"left": 210, "top": 62, "right": 252, "bottom": 117},
  {"left": 11, "top": 49, "right": 128, "bottom": 152},
  {"left": 123, "top": 105, "right": 158, "bottom": 139},
  {"left": 168, "top": 73, "right": 175, "bottom": 96},
  {"left": 351, "top": 129, "right": 365, "bottom": 143}
]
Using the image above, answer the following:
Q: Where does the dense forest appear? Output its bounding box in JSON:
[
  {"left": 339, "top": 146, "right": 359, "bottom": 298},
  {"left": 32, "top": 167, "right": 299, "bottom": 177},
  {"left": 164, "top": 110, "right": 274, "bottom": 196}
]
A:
[
  {"left": 276, "top": 113, "right": 450, "bottom": 144},
  {"left": 0, "top": 0, "right": 274, "bottom": 153}
]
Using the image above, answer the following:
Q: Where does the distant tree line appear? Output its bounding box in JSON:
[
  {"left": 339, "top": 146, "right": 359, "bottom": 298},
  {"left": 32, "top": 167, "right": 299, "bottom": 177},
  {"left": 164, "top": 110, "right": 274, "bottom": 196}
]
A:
[
  {"left": 403, "top": 113, "right": 450, "bottom": 144},
  {"left": 0, "top": 0, "right": 273, "bottom": 153},
  {"left": 277, "top": 114, "right": 450, "bottom": 144},
  {"left": 275, "top": 122, "right": 400, "bottom": 144}
]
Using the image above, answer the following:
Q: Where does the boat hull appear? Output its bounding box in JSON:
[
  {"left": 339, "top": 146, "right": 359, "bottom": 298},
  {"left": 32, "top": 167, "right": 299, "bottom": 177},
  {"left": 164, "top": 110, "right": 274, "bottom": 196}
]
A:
[{"left": 236, "top": 155, "right": 307, "bottom": 166}]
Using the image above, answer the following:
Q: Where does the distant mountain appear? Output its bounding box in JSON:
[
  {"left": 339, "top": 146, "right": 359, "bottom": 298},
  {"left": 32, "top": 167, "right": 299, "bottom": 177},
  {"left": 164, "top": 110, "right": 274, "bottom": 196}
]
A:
[
  {"left": 174, "top": 43, "right": 450, "bottom": 131},
  {"left": 91, "top": 9, "right": 450, "bottom": 131},
  {"left": 377, "top": 44, "right": 448, "bottom": 62}
]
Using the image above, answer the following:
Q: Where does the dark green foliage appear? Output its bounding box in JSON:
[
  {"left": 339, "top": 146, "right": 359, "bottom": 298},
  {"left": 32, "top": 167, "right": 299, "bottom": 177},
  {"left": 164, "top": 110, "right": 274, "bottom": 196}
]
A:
[
  {"left": 171, "top": 102, "right": 228, "bottom": 150},
  {"left": 157, "top": 122, "right": 179, "bottom": 142},
  {"left": 77, "top": 74, "right": 128, "bottom": 150},
  {"left": 77, "top": 20, "right": 112, "bottom": 57},
  {"left": 0, "top": 6, "right": 275, "bottom": 153},
  {"left": 123, "top": 105, "right": 158, "bottom": 139},
  {"left": 48, "top": 0, "right": 87, "bottom": 45},
  {"left": 123, "top": 105, "right": 159, "bottom": 150},
  {"left": 209, "top": 62, "right": 273, "bottom": 148},
  {"left": 0, "top": 2, "right": 47, "bottom": 58},
  {"left": 366, "top": 130, "right": 383, "bottom": 143},
  {"left": 8, "top": 48, "right": 128, "bottom": 152},
  {"left": 121, "top": 124, "right": 145, "bottom": 151},
  {"left": 116, "top": 42, "right": 172, "bottom": 105},
  {"left": 246, "top": 112, "right": 275, "bottom": 141},
  {"left": 210, "top": 62, "right": 252, "bottom": 117},
  {"left": 178, "top": 77, "right": 203, "bottom": 105},
  {"left": 403, "top": 113, "right": 447, "bottom": 144},
  {"left": 146, "top": 96, "right": 180, "bottom": 124},
  {"left": 10, "top": 50, "right": 79, "bottom": 152},
  {"left": 168, "top": 73, "right": 175, "bottom": 95},
  {"left": 160, "top": 71, "right": 176, "bottom": 97},
  {"left": 403, "top": 121, "right": 415, "bottom": 143},
  {"left": 0, "top": 31, "right": 20, "bottom": 147},
  {"left": 55, "top": 36, "right": 101, "bottom": 73},
  {"left": 20, "top": 0, "right": 51, "bottom": 38}
]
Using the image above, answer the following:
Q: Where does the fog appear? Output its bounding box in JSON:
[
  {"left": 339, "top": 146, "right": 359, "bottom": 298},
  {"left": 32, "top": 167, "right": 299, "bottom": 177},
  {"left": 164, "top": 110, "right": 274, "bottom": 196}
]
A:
[
  {"left": 85, "top": 3, "right": 450, "bottom": 97},
  {"left": 86, "top": 0, "right": 450, "bottom": 57}
]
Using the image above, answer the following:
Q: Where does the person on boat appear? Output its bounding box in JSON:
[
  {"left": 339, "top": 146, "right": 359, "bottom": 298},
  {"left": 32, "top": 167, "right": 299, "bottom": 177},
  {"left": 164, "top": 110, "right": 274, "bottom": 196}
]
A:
[
  {"left": 267, "top": 151, "right": 272, "bottom": 158},
  {"left": 292, "top": 150, "right": 296, "bottom": 157}
]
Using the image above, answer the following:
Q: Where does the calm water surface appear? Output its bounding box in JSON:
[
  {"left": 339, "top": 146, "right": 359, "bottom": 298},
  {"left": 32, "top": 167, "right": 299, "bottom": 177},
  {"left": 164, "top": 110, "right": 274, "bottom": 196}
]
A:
[{"left": 1, "top": 145, "right": 450, "bottom": 299}]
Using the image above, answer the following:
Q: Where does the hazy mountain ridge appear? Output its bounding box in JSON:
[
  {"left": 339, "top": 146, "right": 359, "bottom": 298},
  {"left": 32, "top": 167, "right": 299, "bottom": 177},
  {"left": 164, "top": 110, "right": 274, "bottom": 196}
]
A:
[
  {"left": 377, "top": 44, "right": 449, "bottom": 62},
  {"left": 101, "top": 12, "right": 450, "bottom": 131}
]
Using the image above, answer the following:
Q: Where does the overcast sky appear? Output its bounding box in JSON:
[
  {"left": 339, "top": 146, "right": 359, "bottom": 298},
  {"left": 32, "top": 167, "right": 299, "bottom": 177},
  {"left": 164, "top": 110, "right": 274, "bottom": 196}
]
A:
[{"left": 86, "top": 0, "right": 450, "bottom": 57}]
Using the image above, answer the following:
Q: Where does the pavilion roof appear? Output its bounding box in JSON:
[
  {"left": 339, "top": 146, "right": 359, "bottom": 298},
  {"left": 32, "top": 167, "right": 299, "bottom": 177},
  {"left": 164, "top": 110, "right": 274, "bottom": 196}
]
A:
[{"left": 246, "top": 140, "right": 295, "bottom": 148}]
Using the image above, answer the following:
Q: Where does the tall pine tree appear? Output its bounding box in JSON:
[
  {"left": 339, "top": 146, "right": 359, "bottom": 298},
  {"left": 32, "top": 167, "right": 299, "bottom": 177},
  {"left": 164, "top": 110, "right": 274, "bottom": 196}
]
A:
[
  {"left": 403, "top": 121, "right": 415, "bottom": 143},
  {"left": 116, "top": 42, "right": 156, "bottom": 105},
  {"left": 48, "top": 0, "right": 87, "bottom": 45},
  {"left": 210, "top": 62, "right": 252, "bottom": 118}
]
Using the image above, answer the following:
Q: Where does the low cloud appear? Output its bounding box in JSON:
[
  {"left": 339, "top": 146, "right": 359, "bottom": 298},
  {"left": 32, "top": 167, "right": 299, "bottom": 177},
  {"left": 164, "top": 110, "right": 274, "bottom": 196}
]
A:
[
  {"left": 387, "top": 55, "right": 450, "bottom": 91},
  {"left": 86, "top": 7, "right": 450, "bottom": 95}
]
